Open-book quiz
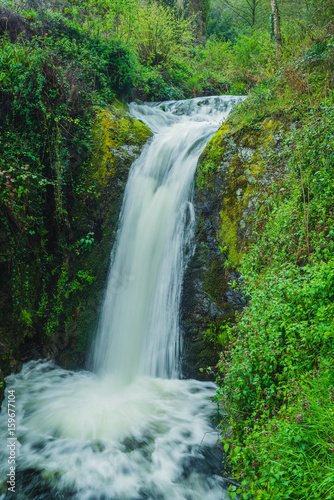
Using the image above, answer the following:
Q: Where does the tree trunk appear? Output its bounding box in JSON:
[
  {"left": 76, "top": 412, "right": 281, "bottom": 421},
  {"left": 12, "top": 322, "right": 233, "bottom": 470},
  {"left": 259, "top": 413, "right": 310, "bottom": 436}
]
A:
[
  {"left": 251, "top": 0, "right": 256, "bottom": 28},
  {"left": 270, "top": 0, "right": 282, "bottom": 58},
  {"left": 187, "top": 0, "right": 207, "bottom": 45}
]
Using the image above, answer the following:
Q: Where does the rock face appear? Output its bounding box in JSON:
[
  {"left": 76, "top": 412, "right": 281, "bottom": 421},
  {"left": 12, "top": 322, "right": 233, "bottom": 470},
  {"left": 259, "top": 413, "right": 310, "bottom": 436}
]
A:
[
  {"left": 181, "top": 117, "right": 287, "bottom": 379},
  {"left": 181, "top": 150, "right": 245, "bottom": 379},
  {"left": 56, "top": 106, "right": 152, "bottom": 370},
  {"left": 0, "top": 104, "right": 152, "bottom": 396}
]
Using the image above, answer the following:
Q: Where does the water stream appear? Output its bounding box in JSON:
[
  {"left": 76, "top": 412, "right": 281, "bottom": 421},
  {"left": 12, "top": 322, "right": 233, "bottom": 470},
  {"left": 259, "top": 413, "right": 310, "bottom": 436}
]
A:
[{"left": 0, "top": 96, "right": 242, "bottom": 500}]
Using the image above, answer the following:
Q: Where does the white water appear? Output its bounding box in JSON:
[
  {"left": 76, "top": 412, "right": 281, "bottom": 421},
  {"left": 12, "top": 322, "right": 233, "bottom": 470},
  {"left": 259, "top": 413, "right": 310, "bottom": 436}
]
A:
[
  {"left": 92, "top": 96, "right": 241, "bottom": 383},
  {"left": 0, "top": 96, "right": 242, "bottom": 500}
]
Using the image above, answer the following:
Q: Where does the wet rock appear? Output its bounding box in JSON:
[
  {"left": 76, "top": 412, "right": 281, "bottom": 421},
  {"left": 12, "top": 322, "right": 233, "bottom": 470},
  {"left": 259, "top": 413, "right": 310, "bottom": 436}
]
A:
[
  {"left": 0, "top": 105, "right": 152, "bottom": 399},
  {"left": 181, "top": 116, "right": 286, "bottom": 380},
  {"left": 181, "top": 163, "right": 241, "bottom": 378},
  {"left": 56, "top": 106, "right": 152, "bottom": 370}
]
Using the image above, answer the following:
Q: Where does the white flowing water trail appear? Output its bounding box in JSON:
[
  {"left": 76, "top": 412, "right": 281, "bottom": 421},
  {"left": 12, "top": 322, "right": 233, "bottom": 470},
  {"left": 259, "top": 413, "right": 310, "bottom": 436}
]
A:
[
  {"left": 92, "top": 97, "right": 241, "bottom": 382},
  {"left": 0, "top": 96, "right": 243, "bottom": 500}
]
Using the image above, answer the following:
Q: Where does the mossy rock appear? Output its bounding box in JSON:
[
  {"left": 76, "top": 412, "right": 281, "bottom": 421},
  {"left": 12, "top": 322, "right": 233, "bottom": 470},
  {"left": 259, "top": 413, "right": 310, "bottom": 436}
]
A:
[
  {"left": 89, "top": 105, "right": 152, "bottom": 195},
  {"left": 57, "top": 104, "right": 152, "bottom": 368},
  {"left": 0, "top": 103, "right": 152, "bottom": 385},
  {"left": 198, "top": 117, "right": 288, "bottom": 269},
  {"left": 182, "top": 114, "right": 289, "bottom": 378}
]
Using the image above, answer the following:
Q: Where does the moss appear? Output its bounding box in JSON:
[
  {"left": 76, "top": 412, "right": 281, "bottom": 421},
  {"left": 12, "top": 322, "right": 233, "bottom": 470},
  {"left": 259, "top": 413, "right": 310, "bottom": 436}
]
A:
[
  {"left": 89, "top": 106, "right": 152, "bottom": 192},
  {"left": 199, "top": 117, "right": 287, "bottom": 269},
  {"left": 218, "top": 212, "right": 242, "bottom": 267},
  {"left": 59, "top": 105, "right": 152, "bottom": 365},
  {"left": 196, "top": 123, "right": 229, "bottom": 189}
]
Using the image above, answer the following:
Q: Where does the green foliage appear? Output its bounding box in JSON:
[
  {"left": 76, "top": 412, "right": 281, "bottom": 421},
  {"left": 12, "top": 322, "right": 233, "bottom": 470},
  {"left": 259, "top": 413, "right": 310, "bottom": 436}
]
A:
[
  {"left": 190, "top": 31, "right": 276, "bottom": 96},
  {"left": 130, "top": 2, "right": 193, "bottom": 66},
  {"left": 207, "top": 0, "right": 237, "bottom": 42},
  {"left": 203, "top": 0, "right": 334, "bottom": 99},
  {"left": 217, "top": 0, "right": 270, "bottom": 34},
  {"left": 204, "top": 321, "right": 232, "bottom": 349},
  {"left": 0, "top": 28, "right": 90, "bottom": 336},
  {"left": 214, "top": 99, "right": 334, "bottom": 498},
  {"left": 280, "top": 0, "right": 334, "bottom": 30},
  {"left": 6, "top": 0, "right": 227, "bottom": 101},
  {"left": 0, "top": 3, "right": 154, "bottom": 373},
  {"left": 79, "top": 232, "right": 95, "bottom": 252},
  {"left": 42, "top": 12, "right": 137, "bottom": 100},
  {"left": 226, "top": 34, "right": 334, "bottom": 130},
  {"left": 207, "top": 0, "right": 334, "bottom": 44},
  {"left": 242, "top": 368, "right": 334, "bottom": 499}
]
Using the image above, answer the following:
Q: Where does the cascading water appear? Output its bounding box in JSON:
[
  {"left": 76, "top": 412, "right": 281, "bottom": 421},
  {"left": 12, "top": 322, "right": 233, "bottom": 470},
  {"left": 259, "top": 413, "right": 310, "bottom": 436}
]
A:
[
  {"left": 92, "top": 97, "right": 239, "bottom": 382},
  {"left": 0, "top": 96, "right": 243, "bottom": 500}
]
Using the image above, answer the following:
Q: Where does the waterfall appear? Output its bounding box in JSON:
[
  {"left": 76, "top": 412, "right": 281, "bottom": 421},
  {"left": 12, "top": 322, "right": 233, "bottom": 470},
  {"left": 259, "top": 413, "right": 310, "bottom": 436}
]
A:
[
  {"left": 0, "top": 96, "right": 242, "bottom": 500},
  {"left": 93, "top": 96, "right": 239, "bottom": 382}
]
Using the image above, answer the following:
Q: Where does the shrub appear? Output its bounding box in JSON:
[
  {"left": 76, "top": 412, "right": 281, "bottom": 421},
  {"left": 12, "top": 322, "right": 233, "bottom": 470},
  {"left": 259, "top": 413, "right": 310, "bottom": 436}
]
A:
[{"left": 215, "top": 102, "right": 334, "bottom": 499}]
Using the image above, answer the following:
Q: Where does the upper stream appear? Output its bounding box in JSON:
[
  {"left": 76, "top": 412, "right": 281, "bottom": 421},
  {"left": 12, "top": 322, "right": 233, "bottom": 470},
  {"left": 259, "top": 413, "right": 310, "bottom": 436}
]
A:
[{"left": 0, "top": 96, "right": 242, "bottom": 500}]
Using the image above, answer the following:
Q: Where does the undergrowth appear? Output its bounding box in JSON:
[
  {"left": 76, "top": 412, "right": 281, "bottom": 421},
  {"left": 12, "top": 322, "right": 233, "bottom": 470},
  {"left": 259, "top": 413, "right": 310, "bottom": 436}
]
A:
[{"left": 214, "top": 89, "right": 334, "bottom": 499}]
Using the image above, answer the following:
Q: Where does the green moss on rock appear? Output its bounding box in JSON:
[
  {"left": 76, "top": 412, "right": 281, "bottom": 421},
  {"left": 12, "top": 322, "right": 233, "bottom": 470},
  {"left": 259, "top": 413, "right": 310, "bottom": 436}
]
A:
[
  {"left": 196, "top": 123, "right": 229, "bottom": 189},
  {"left": 0, "top": 104, "right": 152, "bottom": 382},
  {"left": 57, "top": 105, "right": 152, "bottom": 368},
  {"left": 183, "top": 114, "right": 289, "bottom": 377},
  {"left": 198, "top": 117, "right": 287, "bottom": 269},
  {"left": 89, "top": 106, "right": 152, "bottom": 191}
]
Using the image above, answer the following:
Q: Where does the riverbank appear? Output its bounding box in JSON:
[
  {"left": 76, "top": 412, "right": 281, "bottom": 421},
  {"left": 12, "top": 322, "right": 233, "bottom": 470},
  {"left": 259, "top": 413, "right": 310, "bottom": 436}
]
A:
[{"left": 196, "top": 31, "right": 334, "bottom": 499}]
